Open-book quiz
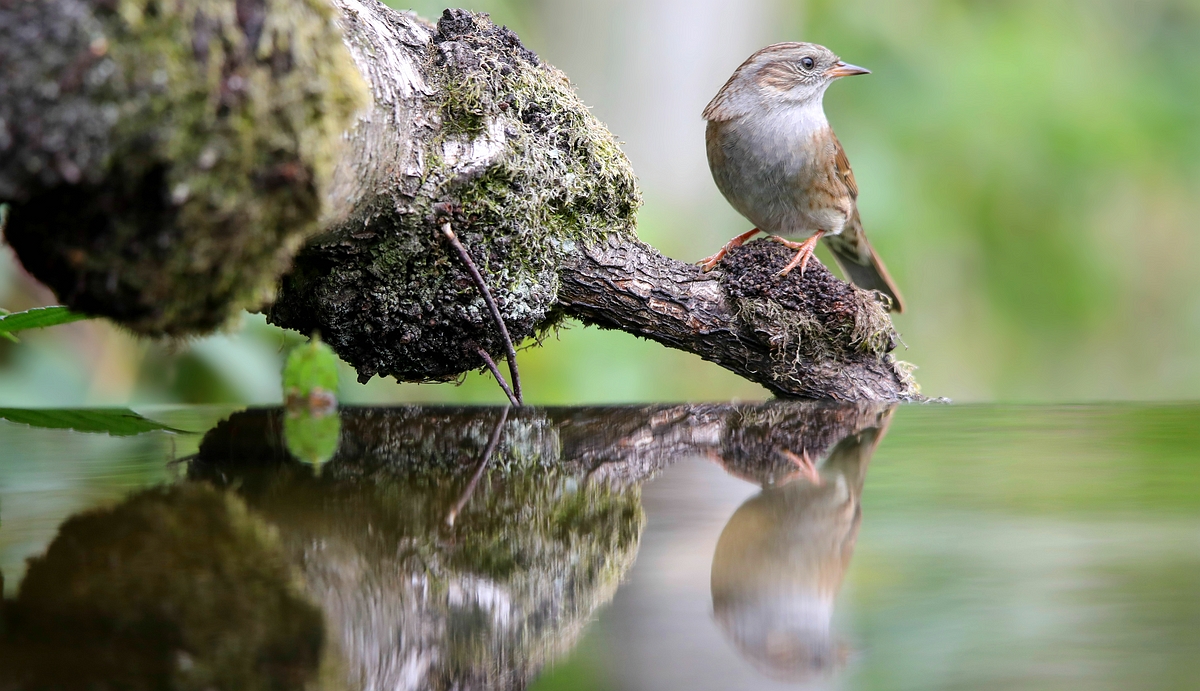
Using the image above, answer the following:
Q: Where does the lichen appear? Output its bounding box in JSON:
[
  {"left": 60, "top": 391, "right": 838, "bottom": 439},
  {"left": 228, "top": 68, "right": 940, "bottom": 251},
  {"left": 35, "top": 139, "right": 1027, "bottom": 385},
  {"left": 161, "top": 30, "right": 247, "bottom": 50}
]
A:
[
  {"left": 893, "top": 359, "right": 921, "bottom": 396},
  {"left": 1, "top": 0, "right": 367, "bottom": 335},
  {"left": 271, "top": 9, "right": 641, "bottom": 383}
]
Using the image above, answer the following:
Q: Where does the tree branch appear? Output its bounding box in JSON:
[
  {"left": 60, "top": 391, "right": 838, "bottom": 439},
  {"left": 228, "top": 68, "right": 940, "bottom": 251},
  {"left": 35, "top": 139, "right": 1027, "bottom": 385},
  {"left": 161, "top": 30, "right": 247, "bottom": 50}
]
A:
[
  {"left": 559, "top": 235, "right": 916, "bottom": 400},
  {"left": 270, "top": 5, "right": 920, "bottom": 400}
]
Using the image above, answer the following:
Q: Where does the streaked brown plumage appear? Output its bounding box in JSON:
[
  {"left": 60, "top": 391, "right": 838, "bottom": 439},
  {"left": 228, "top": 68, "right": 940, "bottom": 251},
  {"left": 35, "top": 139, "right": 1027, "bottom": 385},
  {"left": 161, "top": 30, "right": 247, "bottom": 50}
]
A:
[{"left": 699, "top": 42, "right": 905, "bottom": 313}]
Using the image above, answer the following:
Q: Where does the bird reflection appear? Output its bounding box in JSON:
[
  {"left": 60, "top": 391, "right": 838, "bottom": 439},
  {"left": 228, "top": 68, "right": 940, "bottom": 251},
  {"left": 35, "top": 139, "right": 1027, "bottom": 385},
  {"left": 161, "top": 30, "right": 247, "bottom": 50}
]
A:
[{"left": 709, "top": 405, "right": 893, "bottom": 682}]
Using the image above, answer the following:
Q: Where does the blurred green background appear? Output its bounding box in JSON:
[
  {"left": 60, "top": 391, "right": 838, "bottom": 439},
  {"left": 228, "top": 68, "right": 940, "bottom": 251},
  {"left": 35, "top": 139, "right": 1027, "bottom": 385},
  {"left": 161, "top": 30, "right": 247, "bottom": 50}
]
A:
[{"left": 2, "top": 0, "right": 1199, "bottom": 405}]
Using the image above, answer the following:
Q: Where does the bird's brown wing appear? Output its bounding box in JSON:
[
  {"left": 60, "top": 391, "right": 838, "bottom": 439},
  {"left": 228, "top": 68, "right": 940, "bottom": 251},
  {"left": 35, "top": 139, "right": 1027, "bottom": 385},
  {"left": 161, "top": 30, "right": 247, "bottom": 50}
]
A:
[
  {"left": 823, "top": 134, "right": 906, "bottom": 313},
  {"left": 832, "top": 133, "right": 858, "bottom": 200}
]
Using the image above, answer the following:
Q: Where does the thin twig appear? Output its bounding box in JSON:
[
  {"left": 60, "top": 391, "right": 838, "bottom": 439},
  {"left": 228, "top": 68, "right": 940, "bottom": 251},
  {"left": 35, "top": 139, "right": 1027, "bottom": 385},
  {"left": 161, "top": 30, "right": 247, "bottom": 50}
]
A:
[
  {"left": 473, "top": 344, "right": 519, "bottom": 407},
  {"left": 439, "top": 221, "right": 524, "bottom": 405},
  {"left": 446, "top": 406, "right": 509, "bottom": 527}
]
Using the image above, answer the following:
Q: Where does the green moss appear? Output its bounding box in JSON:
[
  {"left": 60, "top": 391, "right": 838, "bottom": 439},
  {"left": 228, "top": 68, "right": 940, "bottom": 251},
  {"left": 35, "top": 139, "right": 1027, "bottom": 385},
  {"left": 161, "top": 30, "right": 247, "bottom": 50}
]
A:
[
  {"left": 271, "top": 10, "right": 641, "bottom": 382},
  {"left": 428, "top": 52, "right": 640, "bottom": 245},
  {"left": 736, "top": 285, "right": 893, "bottom": 375},
  {"left": 436, "top": 66, "right": 493, "bottom": 137},
  {"left": 4, "top": 0, "right": 367, "bottom": 335}
]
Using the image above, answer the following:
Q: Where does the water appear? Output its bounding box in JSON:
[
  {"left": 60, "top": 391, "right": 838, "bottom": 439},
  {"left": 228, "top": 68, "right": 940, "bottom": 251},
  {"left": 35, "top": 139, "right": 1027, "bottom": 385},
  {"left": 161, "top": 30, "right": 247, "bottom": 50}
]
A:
[{"left": 1, "top": 403, "right": 1198, "bottom": 690}]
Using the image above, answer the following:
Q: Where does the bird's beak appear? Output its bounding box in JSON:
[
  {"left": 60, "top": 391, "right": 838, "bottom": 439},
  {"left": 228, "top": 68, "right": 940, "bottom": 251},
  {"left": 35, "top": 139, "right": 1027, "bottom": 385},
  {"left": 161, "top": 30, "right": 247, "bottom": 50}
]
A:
[{"left": 826, "top": 61, "right": 871, "bottom": 78}]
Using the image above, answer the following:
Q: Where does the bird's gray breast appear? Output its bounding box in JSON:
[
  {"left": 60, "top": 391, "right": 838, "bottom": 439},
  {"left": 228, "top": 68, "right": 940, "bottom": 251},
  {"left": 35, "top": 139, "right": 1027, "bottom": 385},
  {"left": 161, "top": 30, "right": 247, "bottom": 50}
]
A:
[{"left": 707, "top": 108, "right": 843, "bottom": 237}]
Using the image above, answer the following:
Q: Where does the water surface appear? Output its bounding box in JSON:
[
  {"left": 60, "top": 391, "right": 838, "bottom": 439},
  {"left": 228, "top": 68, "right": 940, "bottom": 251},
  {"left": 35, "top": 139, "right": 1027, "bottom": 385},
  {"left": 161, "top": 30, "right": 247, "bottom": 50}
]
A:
[{"left": 0, "top": 403, "right": 1197, "bottom": 690}]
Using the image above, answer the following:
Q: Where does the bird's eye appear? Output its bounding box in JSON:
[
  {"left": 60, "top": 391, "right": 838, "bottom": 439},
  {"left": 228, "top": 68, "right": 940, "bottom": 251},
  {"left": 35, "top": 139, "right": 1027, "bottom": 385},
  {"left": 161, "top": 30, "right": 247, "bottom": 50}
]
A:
[{"left": 801, "top": 57, "right": 815, "bottom": 70}]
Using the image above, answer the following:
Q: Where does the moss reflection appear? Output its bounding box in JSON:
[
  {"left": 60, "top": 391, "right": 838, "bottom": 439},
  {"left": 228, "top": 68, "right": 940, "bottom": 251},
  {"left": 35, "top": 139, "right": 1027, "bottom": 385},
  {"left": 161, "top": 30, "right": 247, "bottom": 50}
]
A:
[
  {"left": 0, "top": 484, "right": 325, "bottom": 691},
  {"left": 188, "top": 407, "right": 647, "bottom": 691}
]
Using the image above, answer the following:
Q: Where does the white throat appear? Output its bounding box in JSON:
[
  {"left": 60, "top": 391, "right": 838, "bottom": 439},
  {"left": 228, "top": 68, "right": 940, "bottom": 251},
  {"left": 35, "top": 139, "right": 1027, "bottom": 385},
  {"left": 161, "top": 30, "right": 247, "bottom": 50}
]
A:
[
  {"left": 757, "top": 95, "right": 829, "bottom": 143},
  {"left": 783, "top": 98, "right": 829, "bottom": 135},
  {"left": 782, "top": 88, "right": 830, "bottom": 131}
]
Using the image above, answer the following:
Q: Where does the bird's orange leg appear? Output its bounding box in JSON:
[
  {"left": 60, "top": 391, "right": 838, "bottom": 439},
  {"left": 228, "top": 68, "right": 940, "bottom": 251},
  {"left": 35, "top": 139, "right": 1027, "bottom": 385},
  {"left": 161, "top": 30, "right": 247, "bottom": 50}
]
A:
[
  {"left": 697, "top": 228, "right": 761, "bottom": 272},
  {"left": 769, "top": 230, "right": 826, "bottom": 277}
]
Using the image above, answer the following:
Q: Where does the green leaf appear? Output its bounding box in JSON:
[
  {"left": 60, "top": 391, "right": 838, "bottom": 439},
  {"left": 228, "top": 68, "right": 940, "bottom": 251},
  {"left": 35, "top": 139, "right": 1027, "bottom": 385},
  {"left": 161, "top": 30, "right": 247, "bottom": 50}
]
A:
[
  {"left": 281, "top": 336, "right": 341, "bottom": 469},
  {"left": 0, "top": 408, "right": 187, "bottom": 436},
  {"left": 0, "top": 306, "right": 91, "bottom": 334},
  {"left": 0, "top": 309, "right": 16, "bottom": 343},
  {"left": 283, "top": 337, "right": 340, "bottom": 401}
]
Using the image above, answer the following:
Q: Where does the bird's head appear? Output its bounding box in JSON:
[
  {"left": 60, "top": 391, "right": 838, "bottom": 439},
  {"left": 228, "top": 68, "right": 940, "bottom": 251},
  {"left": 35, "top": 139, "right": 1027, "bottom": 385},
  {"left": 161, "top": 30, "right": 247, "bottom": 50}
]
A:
[
  {"left": 704, "top": 42, "right": 870, "bottom": 120},
  {"left": 750, "top": 42, "right": 870, "bottom": 104}
]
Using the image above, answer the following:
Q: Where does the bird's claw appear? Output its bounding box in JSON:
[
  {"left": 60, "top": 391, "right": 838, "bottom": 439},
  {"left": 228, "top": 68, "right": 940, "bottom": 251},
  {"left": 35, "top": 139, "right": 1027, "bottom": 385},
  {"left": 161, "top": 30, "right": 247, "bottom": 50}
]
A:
[
  {"left": 696, "top": 253, "right": 724, "bottom": 272},
  {"left": 697, "top": 228, "right": 761, "bottom": 273},
  {"left": 769, "top": 231, "right": 824, "bottom": 277}
]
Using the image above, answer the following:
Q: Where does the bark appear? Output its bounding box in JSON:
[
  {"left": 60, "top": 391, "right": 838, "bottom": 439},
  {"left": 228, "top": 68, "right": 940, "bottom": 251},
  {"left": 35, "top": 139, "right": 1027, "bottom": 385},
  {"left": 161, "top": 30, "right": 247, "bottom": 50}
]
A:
[
  {"left": 559, "top": 235, "right": 915, "bottom": 400},
  {"left": 1, "top": 0, "right": 920, "bottom": 400}
]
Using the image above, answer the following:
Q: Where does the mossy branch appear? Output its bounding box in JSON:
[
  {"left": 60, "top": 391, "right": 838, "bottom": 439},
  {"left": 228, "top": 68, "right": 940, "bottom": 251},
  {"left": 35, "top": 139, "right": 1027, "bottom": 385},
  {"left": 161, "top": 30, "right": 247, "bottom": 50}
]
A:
[
  {"left": 0, "top": 0, "right": 367, "bottom": 335},
  {"left": 558, "top": 236, "right": 916, "bottom": 400},
  {"left": 1, "top": 1, "right": 918, "bottom": 400},
  {"left": 271, "top": 4, "right": 919, "bottom": 400}
]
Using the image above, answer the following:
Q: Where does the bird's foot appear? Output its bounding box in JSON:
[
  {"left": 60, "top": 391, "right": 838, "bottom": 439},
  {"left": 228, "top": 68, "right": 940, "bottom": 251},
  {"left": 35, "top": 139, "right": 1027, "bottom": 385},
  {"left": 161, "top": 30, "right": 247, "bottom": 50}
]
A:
[
  {"left": 696, "top": 228, "right": 761, "bottom": 272},
  {"left": 768, "top": 230, "right": 826, "bottom": 277},
  {"left": 780, "top": 448, "right": 822, "bottom": 485}
]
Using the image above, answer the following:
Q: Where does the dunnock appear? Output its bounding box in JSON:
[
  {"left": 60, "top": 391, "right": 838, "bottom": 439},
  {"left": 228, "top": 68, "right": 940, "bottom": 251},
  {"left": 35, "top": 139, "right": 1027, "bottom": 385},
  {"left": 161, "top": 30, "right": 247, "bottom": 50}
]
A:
[{"left": 699, "top": 43, "right": 905, "bottom": 313}]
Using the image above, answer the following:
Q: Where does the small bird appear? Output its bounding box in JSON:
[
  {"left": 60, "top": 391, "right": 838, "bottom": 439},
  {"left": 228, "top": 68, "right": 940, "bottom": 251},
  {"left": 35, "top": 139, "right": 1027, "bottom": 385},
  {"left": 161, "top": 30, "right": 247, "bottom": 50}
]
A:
[{"left": 699, "top": 42, "right": 905, "bottom": 313}]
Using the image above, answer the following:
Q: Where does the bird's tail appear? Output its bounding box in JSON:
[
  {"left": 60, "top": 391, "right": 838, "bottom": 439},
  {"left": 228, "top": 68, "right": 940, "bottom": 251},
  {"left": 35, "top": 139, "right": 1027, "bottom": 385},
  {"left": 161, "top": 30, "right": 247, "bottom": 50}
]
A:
[{"left": 822, "top": 220, "right": 905, "bottom": 314}]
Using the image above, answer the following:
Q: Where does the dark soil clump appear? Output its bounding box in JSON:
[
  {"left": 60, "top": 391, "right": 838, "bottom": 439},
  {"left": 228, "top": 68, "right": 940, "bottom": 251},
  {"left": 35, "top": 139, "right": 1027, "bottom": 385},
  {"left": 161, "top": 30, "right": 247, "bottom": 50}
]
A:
[
  {"left": 714, "top": 240, "right": 902, "bottom": 395},
  {"left": 721, "top": 241, "right": 864, "bottom": 318},
  {"left": 720, "top": 240, "right": 897, "bottom": 361}
]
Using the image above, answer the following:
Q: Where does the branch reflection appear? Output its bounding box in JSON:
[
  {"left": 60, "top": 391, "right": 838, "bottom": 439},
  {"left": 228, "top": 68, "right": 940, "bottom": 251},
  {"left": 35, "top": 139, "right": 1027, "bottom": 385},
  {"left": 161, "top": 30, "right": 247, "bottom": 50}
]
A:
[
  {"left": 188, "top": 407, "right": 650, "bottom": 691},
  {"left": 0, "top": 402, "right": 893, "bottom": 690}
]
